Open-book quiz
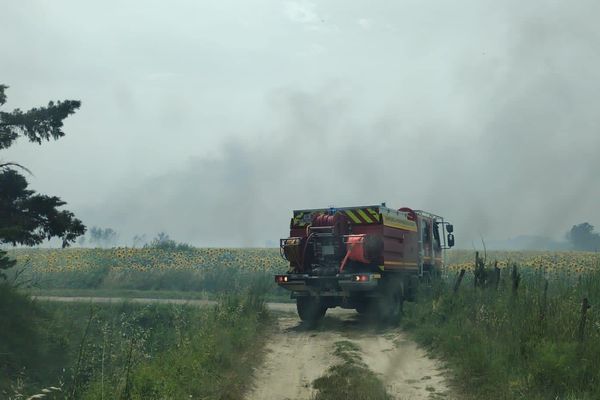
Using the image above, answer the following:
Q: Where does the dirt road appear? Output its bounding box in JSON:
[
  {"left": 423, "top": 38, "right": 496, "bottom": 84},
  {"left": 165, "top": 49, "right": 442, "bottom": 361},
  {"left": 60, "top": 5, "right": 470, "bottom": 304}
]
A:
[
  {"left": 36, "top": 296, "right": 452, "bottom": 399},
  {"left": 247, "top": 310, "right": 452, "bottom": 400},
  {"left": 33, "top": 295, "right": 297, "bottom": 312}
]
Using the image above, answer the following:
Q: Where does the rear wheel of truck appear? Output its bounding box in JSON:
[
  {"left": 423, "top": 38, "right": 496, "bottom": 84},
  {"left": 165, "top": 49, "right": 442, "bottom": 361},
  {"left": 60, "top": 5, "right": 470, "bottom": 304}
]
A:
[
  {"left": 355, "top": 302, "right": 370, "bottom": 315},
  {"left": 404, "top": 275, "right": 419, "bottom": 302},
  {"left": 296, "top": 296, "right": 327, "bottom": 322},
  {"left": 377, "top": 286, "right": 403, "bottom": 323}
]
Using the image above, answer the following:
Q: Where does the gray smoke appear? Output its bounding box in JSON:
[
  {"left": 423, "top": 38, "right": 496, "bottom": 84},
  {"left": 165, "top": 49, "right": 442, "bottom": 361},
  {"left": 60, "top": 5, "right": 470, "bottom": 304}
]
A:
[{"left": 2, "top": 1, "right": 599, "bottom": 247}]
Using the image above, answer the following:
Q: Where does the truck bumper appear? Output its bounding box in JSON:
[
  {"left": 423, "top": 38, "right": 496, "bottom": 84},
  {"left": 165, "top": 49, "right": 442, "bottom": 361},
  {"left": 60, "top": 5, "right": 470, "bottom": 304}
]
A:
[{"left": 275, "top": 272, "right": 380, "bottom": 295}]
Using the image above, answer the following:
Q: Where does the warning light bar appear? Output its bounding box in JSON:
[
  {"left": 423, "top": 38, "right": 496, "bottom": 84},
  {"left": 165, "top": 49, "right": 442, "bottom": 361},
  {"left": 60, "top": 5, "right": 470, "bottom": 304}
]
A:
[{"left": 275, "top": 275, "right": 289, "bottom": 283}]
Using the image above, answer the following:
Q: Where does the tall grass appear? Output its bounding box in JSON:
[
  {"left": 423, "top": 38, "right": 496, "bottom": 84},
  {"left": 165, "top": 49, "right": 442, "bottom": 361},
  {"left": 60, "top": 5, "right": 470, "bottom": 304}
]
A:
[
  {"left": 403, "top": 264, "right": 600, "bottom": 399},
  {"left": 0, "top": 283, "right": 68, "bottom": 395},
  {"left": 1, "top": 282, "right": 271, "bottom": 399}
]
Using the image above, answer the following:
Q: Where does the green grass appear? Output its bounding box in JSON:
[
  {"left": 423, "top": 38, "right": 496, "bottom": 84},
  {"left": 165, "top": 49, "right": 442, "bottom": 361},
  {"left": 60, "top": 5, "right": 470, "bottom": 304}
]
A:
[
  {"left": 312, "top": 341, "right": 391, "bottom": 400},
  {"left": 1, "top": 282, "right": 272, "bottom": 399},
  {"left": 402, "top": 263, "right": 600, "bottom": 400}
]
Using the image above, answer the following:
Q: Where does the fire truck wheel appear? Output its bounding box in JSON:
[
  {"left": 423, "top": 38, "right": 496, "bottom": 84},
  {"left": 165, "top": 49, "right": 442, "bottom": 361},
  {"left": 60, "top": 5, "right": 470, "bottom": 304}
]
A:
[
  {"left": 296, "top": 296, "right": 327, "bottom": 322},
  {"left": 404, "top": 276, "right": 419, "bottom": 302},
  {"left": 377, "top": 287, "right": 403, "bottom": 323},
  {"left": 355, "top": 302, "right": 370, "bottom": 314}
]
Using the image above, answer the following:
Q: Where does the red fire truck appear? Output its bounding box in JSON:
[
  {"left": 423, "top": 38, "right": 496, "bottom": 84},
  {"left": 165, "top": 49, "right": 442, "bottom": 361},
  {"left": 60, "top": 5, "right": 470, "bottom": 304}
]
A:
[{"left": 275, "top": 204, "right": 454, "bottom": 322}]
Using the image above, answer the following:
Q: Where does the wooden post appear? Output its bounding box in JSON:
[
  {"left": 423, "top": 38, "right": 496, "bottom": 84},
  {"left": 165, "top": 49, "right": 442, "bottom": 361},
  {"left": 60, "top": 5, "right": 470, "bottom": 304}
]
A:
[
  {"left": 454, "top": 269, "right": 466, "bottom": 294},
  {"left": 539, "top": 280, "right": 548, "bottom": 325},
  {"left": 473, "top": 252, "right": 477, "bottom": 288},
  {"left": 577, "top": 297, "right": 591, "bottom": 342},
  {"left": 493, "top": 260, "right": 500, "bottom": 290},
  {"left": 511, "top": 264, "right": 520, "bottom": 295},
  {"left": 474, "top": 251, "right": 482, "bottom": 288}
]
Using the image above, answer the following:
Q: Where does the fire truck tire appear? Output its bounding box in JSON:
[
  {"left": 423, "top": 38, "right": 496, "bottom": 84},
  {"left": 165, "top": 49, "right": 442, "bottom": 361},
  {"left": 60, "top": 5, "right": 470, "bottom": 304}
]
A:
[
  {"left": 405, "top": 276, "right": 419, "bottom": 302},
  {"left": 296, "top": 296, "right": 327, "bottom": 322},
  {"left": 355, "top": 302, "right": 369, "bottom": 314},
  {"left": 377, "top": 285, "right": 403, "bottom": 323}
]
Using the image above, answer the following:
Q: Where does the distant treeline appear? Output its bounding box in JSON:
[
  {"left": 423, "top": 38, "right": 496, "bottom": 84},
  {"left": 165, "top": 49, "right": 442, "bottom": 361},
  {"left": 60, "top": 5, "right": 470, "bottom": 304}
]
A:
[
  {"left": 484, "top": 222, "right": 600, "bottom": 252},
  {"left": 77, "top": 229, "right": 193, "bottom": 250}
]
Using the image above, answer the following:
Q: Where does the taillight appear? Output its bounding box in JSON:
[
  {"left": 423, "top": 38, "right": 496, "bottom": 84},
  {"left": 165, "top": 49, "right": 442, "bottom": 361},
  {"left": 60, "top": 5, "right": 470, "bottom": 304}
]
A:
[
  {"left": 353, "top": 274, "right": 370, "bottom": 282},
  {"left": 275, "top": 275, "right": 289, "bottom": 283}
]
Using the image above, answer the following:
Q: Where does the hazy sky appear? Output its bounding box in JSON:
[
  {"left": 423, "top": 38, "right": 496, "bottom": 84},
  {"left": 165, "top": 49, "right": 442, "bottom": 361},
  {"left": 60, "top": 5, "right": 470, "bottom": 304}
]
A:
[{"left": 2, "top": 0, "right": 599, "bottom": 247}]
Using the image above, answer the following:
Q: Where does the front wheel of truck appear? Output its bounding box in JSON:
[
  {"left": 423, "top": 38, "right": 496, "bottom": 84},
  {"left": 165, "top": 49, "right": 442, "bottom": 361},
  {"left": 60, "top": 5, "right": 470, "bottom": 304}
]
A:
[{"left": 296, "top": 296, "right": 327, "bottom": 322}]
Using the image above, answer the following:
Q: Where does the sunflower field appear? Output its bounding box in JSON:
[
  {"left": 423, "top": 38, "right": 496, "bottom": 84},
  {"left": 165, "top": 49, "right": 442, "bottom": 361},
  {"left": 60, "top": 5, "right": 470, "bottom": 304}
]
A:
[
  {"left": 446, "top": 249, "right": 600, "bottom": 274},
  {"left": 8, "top": 247, "right": 287, "bottom": 274},
  {"left": 5, "top": 247, "right": 600, "bottom": 295},
  {"left": 6, "top": 247, "right": 289, "bottom": 295}
]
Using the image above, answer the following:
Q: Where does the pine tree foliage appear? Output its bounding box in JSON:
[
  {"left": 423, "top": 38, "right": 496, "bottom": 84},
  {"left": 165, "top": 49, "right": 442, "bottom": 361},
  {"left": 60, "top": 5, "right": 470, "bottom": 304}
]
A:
[
  {"left": 0, "top": 84, "right": 81, "bottom": 149},
  {"left": 0, "top": 84, "right": 85, "bottom": 274}
]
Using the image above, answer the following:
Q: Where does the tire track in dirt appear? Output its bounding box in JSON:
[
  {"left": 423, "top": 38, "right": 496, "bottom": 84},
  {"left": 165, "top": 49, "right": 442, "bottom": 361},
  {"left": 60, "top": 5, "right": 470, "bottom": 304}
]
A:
[{"left": 247, "top": 310, "right": 453, "bottom": 400}]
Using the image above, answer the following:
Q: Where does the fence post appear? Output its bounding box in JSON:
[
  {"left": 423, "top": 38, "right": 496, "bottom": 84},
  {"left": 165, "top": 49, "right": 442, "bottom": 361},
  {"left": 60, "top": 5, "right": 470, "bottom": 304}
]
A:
[
  {"left": 454, "top": 269, "right": 466, "bottom": 294},
  {"left": 493, "top": 260, "right": 500, "bottom": 290},
  {"left": 511, "top": 264, "right": 520, "bottom": 296},
  {"left": 474, "top": 251, "right": 486, "bottom": 288},
  {"left": 473, "top": 252, "right": 478, "bottom": 288},
  {"left": 577, "top": 297, "right": 591, "bottom": 342},
  {"left": 539, "top": 280, "right": 548, "bottom": 326}
]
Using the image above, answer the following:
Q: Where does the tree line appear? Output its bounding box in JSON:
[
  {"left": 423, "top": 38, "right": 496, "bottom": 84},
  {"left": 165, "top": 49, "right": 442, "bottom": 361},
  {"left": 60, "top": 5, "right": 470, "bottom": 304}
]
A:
[{"left": 567, "top": 222, "right": 600, "bottom": 252}]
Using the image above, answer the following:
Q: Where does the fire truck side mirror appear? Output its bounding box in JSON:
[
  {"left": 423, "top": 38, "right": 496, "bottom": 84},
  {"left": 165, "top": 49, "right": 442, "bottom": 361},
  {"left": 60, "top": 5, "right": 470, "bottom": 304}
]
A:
[
  {"left": 446, "top": 224, "right": 454, "bottom": 233},
  {"left": 447, "top": 234, "right": 455, "bottom": 248}
]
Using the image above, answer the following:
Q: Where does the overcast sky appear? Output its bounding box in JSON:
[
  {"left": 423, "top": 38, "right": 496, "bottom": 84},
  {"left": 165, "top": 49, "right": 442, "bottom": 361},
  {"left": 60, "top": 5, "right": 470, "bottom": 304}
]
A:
[{"left": 2, "top": 0, "right": 599, "bottom": 247}]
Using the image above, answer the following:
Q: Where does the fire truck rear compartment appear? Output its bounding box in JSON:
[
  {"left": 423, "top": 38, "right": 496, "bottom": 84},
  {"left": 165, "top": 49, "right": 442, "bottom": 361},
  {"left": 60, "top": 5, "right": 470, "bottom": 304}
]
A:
[{"left": 275, "top": 204, "right": 454, "bottom": 320}]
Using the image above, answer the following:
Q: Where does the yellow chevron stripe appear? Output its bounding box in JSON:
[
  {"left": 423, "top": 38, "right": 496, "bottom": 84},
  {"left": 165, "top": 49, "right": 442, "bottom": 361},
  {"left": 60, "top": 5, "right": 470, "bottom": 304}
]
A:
[
  {"left": 345, "top": 210, "right": 362, "bottom": 224},
  {"left": 292, "top": 212, "right": 307, "bottom": 226},
  {"left": 367, "top": 208, "right": 380, "bottom": 221},
  {"left": 356, "top": 209, "right": 373, "bottom": 223}
]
